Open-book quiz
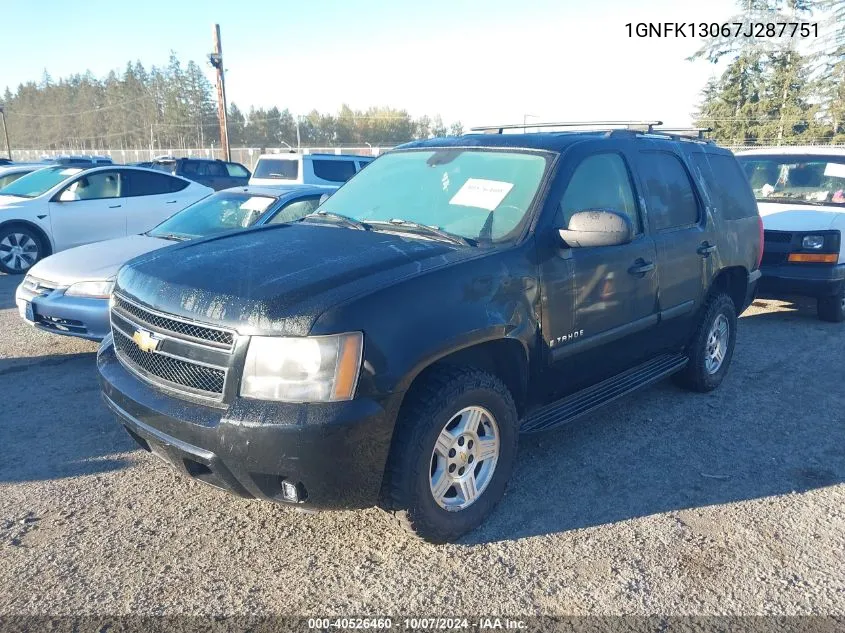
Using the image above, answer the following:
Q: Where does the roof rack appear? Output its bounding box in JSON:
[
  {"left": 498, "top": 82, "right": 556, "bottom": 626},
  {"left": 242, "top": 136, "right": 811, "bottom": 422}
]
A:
[
  {"left": 650, "top": 127, "right": 713, "bottom": 141},
  {"left": 469, "top": 120, "right": 664, "bottom": 134}
]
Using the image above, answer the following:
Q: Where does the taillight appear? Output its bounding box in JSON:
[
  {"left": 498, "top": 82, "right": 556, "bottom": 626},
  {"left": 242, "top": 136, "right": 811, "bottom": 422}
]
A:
[{"left": 756, "top": 215, "right": 764, "bottom": 269}]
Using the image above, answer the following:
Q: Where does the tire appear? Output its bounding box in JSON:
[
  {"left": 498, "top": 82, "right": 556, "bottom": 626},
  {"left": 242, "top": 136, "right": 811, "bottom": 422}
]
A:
[
  {"left": 383, "top": 366, "right": 518, "bottom": 543},
  {"left": 0, "top": 225, "right": 44, "bottom": 275},
  {"left": 817, "top": 290, "right": 845, "bottom": 323},
  {"left": 674, "top": 292, "right": 737, "bottom": 393}
]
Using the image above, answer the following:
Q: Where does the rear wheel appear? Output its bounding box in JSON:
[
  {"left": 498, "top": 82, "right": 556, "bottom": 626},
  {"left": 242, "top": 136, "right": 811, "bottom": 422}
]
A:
[
  {"left": 817, "top": 289, "right": 845, "bottom": 323},
  {"left": 0, "top": 225, "right": 43, "bottom": 275},
  {"left": 675, "top": 292, "right": 737, "bottom": 393},
  {"left": 383, "top": 366, "right": 518, "bottom": 543}
]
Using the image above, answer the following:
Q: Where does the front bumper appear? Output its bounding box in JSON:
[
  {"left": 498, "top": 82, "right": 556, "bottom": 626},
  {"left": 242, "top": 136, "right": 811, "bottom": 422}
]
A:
[
  {"left": 15, "top": 283, "right": 110, "bottom": 341},
  {"left": 97, "top": 338, "right": 401, "bottom": 510},
  {"left": 758, "top": 263, "right": 845, "bottom": 298}
]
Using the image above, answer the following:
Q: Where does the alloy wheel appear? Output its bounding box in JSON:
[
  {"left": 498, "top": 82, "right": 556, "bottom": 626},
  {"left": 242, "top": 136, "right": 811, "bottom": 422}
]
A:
[{"left": 0, "top": 233, "right": 39, "bottom": 272}]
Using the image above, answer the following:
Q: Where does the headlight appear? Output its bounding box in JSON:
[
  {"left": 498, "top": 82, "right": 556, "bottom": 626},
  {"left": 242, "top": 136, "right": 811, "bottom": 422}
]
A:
[
  {"left": 65, "top": 280, "right": 115, "bottom": 298},
  {"left": 802, "top": 235, "right": 825, "bottom": 250},
  {"left": 240, "top": 332, "right": 363, "bottom": 402}
]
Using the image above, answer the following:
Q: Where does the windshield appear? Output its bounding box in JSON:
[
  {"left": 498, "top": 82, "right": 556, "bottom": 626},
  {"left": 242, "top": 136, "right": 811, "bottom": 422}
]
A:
[
  {"left": 254, "top": 158, "right": 298, "bottom": 180},
  {"left": 737, "top": 155, "right": 845, "bottom": 207},
  {"left": 147, "top": 191, "right": 278, "bottom": 240},
  {"left": 317, "top": 149, "right": 549, "bottom": 243},
  {"left": 0, "top": 166, "right": 83, "bottom": 198}
]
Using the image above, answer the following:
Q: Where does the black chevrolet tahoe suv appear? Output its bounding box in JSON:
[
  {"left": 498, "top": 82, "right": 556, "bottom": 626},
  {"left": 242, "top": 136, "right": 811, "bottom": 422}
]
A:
[
  {"left": 98, "top": 123, "right": 762, "bottom": 543},
  {"left": 150, "top": 157, "right": 251, "bottom": 190}
]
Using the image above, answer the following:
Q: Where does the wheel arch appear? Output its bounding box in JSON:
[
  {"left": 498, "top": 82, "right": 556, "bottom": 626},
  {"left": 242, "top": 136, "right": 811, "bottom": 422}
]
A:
[
  {"left": 709, "top": 265, "right": 748, "bottom": 312},
  {"left": 0, "top": 219, "right": 54, "bottom": 258}
]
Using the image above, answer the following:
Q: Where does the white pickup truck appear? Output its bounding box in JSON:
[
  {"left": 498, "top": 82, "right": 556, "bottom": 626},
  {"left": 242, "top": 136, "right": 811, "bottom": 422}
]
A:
[{"left": 736, "top": 147, "right": 845, "bottom": 322}]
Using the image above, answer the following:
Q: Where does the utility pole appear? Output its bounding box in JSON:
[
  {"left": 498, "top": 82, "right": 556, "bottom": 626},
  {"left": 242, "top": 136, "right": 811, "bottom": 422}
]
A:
[
  {"left": 0, "top": 105, "right": 11, "bottom": 160},
  {"left": 209, "top": 24, "right": 231, "bottom": 161}
]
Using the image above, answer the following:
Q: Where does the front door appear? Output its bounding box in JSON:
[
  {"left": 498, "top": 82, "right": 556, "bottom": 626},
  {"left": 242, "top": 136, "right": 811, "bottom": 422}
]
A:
[
  {"left": 48, "top": 170, "right": 126, "bottom": 251},
  {"left": 539, "top": 149, "right": 659, "bottom": 398}
]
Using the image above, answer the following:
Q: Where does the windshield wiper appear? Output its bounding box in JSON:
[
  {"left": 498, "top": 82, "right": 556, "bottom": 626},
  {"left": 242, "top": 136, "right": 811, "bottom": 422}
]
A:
[
  {"left": 368, "top": 219, "right": 474, "bottom": 247},
  {"left": 303, "top": 211, "right": 371, "bottom": 231},
  {"left": 757, "top": 197, "right": 834, "bottom": 207},
  {"left": 148, "top": 231, "right": 190, "bottom": 241}
]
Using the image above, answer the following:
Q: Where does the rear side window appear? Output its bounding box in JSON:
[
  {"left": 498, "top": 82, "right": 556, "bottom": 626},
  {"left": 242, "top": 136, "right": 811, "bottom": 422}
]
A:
[
  {"left": 226, "top": 163, "right": 250, "bottom": 178},
  {"left": 180, "top": 161, "right": 201, "bottom": 176},
  {"left": 638, "top": 152, "right": 700, "bottom": 230},
  {"left": 557, "top": 153, "right": 641, "bottom": 233},
  {"left": 254, "top": 158, "right": 298, "bottom": 180},
  {"left": 126, "top": 170, "right": 188, "bottom": 196},
  {"left": 690, "top": 153, "right": 757, "bottom": 220},
  {"left": 203, "top": 162, "right": 228, "bottom": 177},
  {"left": 312, "top": 159, "right": 357, "bottom": 183}
]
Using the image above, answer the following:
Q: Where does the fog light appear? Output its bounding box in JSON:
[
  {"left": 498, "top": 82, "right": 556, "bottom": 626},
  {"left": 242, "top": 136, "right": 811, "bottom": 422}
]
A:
[{"left": 281, "top": 480, "right": 299, "bottom": 502}]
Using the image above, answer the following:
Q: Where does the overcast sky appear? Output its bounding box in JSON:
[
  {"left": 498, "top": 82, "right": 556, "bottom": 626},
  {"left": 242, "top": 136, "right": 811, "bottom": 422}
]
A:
[{"left": 2, "top": 0, "right": 745, "bottom": 128}]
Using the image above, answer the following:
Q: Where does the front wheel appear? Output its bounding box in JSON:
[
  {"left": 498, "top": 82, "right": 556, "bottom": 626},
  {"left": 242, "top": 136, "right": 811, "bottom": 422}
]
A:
[
  {"left": 383, "top": 366, "right": 518, "bottom": 543},
  {"left": 0, "top": 225, "right": 44, "bottom": 275},
  {"left": 675, "top": 292, "right": 737, "bottom": 393},
  {"left": 817, "top": 290, "right": 845, "bottom": 323}
]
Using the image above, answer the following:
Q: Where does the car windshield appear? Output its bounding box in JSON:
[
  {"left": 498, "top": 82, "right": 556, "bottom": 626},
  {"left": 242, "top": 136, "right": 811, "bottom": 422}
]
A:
[
  {"left": 254, "top": 158, "right": 298, "bottom": 180},
  {"left": 147, "top": 191, "right": 278, "bottom": 240},
  {"left": 0, "top": 166, "right": 83, "bottom": 198},
  {"left": 316, "top": 148, "right": 549, "bottom": 243},
  {"left": 737, "top": 155, "right": 845, "bottom": 207}
]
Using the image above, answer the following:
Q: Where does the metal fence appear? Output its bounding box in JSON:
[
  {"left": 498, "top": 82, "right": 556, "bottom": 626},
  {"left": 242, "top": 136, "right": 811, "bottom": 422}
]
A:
[
  {"left": 10, "top": 146, "right": 387, "bottom": 170},
  {"left": 12, "top": 142, "right": 845, "bottom": 169}
]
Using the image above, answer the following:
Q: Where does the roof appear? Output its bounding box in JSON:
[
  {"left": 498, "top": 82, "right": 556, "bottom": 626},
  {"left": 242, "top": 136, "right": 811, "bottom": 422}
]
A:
[
  {"left": 219, "top": 184, "right": 338, "bottom": 198},
  {"left": 735, "top": 146, "right": 845, "bottom": 157}
]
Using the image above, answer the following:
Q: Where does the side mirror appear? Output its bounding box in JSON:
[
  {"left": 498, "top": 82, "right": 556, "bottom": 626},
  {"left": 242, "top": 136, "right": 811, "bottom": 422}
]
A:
[
  {"left": 558, "top": 210, "right": 633, "bottom": 248},
  {"left": 318, "top": 193, "right": 332, "bottom": 205},
  {"left": 58, "top": 189, "right": 79, "bottom": 202}
]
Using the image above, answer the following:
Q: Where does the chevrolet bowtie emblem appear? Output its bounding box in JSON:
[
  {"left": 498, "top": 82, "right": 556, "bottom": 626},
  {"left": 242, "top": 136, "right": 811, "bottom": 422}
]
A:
[{"left": 132, "top": 329, "right": 160, "bottom": 353}]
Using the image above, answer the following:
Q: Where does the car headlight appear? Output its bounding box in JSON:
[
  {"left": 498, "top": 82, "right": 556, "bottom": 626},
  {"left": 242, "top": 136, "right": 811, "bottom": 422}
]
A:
[
  {"left": 240, "top": 332, "right": 363, "bottom": 402},
  {"left": 802, "top": 235, "right": 825, "bottom": 250},
  {"left": 65, "top": 280, "right": 115, "bottom": 298}
]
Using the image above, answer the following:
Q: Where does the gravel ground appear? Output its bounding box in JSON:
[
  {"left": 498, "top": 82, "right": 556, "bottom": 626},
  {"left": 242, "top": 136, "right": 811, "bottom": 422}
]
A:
[{"left": 0, "top": 271, "right": 843, "bottom": 617}]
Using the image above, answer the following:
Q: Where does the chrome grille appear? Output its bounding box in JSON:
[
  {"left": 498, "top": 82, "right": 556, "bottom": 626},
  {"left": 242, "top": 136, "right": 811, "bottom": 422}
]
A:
[
  {"left": 112, "top": 294, "right": 234, "bottom": 349},
  {"left": 110, "top": 293, "right": 236, "bottom": 403},
  {"left": 19, "top": 276, "right": 61, "bottom": 300}
]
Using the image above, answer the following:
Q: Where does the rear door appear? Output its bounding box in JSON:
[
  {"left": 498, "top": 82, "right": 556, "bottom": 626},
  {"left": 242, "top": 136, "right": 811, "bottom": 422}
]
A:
[
  {"left": 224, "top": 162, "right": 251, "bottom": 187},
  {"left": 203, "top": 161, "right": 232, "bottom": 190},
  {"left": 632, "top": 149, "right": 715, "bottom": 348},
  {"left": 123, "top": 169, "right": 194, "bottom": 234},
  {"left": 48, "top": 170, "right": 127, "bottom": 251}
]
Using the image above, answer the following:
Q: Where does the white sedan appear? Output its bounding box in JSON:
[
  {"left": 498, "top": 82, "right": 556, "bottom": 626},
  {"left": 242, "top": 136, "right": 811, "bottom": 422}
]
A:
[{"left": 0, "top": 165, "right": 212, "bottom": 274}]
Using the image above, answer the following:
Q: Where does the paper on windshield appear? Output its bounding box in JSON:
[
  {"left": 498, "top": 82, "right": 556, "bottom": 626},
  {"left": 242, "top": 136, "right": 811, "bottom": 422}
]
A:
[
  {"left": 239, "top": 196, "right": 275, "bottom": 212},
  {"left": 449, "top": 178, "right": 514, "bottom": 211},
  {"left": 823, "top": 162, "right": 845, "bottom": 179},
  {"left": 59, "top": 168, "right": 83, "bottom": 176}
]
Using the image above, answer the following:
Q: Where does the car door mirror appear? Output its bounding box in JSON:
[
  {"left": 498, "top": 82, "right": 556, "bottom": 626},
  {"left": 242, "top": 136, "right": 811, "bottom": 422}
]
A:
[
  {"left": 58, "top": 188, "right": 79, "bottom": 202},
  {"left": 558, "top": 210, "right": 633, "bottom": 248},
  {"left": 318, "top": 193, "right": 332, "bottom": 205}
]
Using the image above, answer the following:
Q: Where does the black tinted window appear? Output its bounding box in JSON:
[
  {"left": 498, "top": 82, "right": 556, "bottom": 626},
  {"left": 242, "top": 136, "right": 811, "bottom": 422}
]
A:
[
  {"left": 126, "top": 170, "right": 187, "bottom": 196},
  {"left": 203, "top": 161, "right": 228, "bottom": 177},
  {"left": 690, "top": 153, "right": 758, "bottom": 220},
  {"left": 638, "top": 152, "right": 699, "bottom": 230},
  {"left": 254, "top": 158, "right": 298, "bottom": 179},
  {"left": 558, "top": 153, "right": 641, "bottom": 232},
  {"left": 312, "top": 159, "right": 357, "bottom": 183},
  {"left": 180, "top": 160, "right": 201, "bottom": 175}
]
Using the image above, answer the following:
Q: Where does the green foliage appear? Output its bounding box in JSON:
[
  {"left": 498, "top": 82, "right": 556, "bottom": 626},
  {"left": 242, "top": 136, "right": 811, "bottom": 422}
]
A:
[{"left": 1, "top": 54, "right": 462, "bottom": 150}]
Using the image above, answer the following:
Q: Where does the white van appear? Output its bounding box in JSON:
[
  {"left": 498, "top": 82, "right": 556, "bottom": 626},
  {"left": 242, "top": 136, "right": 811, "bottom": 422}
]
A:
[{"left": 249, "top": 153, "right": 373, "bottom": 186}]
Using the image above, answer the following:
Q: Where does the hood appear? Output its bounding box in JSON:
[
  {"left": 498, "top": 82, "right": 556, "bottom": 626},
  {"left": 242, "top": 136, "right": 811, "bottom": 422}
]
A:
[
  {"left": 757, "top": 202, "right": 844, "bottom": 231},
  {"left": 29, "top": 234, "right": 174, "bottom": 286},
  {"left": 116, "top": 223, "right": 480, "bottom": 336},
  {"left": 0, "top": 195, "right": 30, "bottom": 207}
]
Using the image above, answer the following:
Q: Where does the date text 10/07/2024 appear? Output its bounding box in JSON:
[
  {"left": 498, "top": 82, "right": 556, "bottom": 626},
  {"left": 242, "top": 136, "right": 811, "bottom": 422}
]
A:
[{"left": 625, "top": 22, "right": 818, "bottom": 38}]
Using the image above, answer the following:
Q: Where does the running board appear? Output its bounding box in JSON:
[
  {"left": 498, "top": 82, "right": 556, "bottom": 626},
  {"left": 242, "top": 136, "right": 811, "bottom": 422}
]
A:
[{"left": 520, "top": 353, "right": 688, "bottom": 434}]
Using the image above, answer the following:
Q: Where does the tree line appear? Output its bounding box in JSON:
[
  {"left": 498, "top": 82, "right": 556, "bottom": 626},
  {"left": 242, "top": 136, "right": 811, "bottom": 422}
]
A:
[
  {"left": 1, "top": 53, "right": 463, "bottom": 151},
  {"left": 693, "top": 0, "right": 845, "bottom": 145}
]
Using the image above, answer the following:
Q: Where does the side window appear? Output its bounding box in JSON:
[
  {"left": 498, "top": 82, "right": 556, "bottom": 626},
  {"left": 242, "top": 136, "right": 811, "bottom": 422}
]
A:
[
  {"left": 266, "top": 196, "right": 322, "bottom": 225},
  {"left": 206, "top": 162, "right": 228, "bottom": 177},
  {"left": 226, "top": 163, "right": 250, "bottom": 178},
  {"left": 58, "top": 171, "right": 122, "bottom": 201},
  {"left": 181, "top": 161, "right": 201, "bottom": 176},
  {"left": 638, "top": 152, "right": 700, "bottom": 231},
  {"left": 557, "top": 153, "right": 641, "bottom": 233},
  {"left": 312, "top": 159, "right": 357, "bottom": 183},
  {"left": 125, "top": 170, "right": 186, "bottom": 197},
  {"left": 690, "top": 153, "right": 757, "bottom": 220}
]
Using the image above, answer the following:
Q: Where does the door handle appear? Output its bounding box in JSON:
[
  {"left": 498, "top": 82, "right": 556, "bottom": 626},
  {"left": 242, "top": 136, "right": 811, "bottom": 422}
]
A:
[
  {"left": 165, "top": 200, "right": 178, "bottom": 204},
  {"left": 697, "top": 242, "right": 717, "bottom": 256},
  {"left": 108, "top": 204, "right": 122, "bottom": 209},
  {"left": 628, "top": 260, "right": 655, "bottom": 276}
]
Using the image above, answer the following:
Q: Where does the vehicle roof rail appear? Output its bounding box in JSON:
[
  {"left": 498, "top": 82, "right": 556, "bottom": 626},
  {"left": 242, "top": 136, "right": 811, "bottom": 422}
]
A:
[
  {"left": 648, "top": 127, "right": 715, "bottom": 143},
  {"left": 469, "top": 120, "right": 663, "bottom": 134}
]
